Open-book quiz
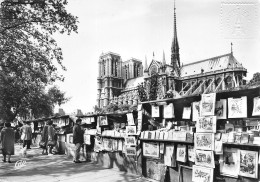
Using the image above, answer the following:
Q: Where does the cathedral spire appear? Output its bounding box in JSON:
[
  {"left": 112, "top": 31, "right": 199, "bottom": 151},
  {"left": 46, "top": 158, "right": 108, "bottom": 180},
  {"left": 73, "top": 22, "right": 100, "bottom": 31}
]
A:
[
  {"left": 162, "top": 51, "right": 166, "bottom": 65},
  {"left": 171, "top": 0, "right": 180, "bottom": 74},
  {"left": 144, "top": 55, "right": 148, "bottom": 72}
]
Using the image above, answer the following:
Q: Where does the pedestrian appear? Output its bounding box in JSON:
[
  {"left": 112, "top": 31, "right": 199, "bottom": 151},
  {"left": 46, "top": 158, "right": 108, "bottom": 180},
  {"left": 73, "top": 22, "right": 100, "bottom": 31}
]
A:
[
  {"left": 46, "top": 120, "right": 56, "bottom": 155},
  {"left": 40, "top": 124, "right": 49, "bottom": 155},
  {"left": 0, "top": 122, "right": 15, "bottom": 163},
  {"left": 20, "top": 121, "right": 32, "bottom": 149},
  {"left": 73, "top": 118, "right": 84, "bottom": 163}
]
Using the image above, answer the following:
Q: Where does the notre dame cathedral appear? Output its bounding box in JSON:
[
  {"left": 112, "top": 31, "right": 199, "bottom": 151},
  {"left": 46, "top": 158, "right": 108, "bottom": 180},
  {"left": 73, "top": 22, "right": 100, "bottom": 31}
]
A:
[{"left": 96, "top": 2, "right": 247, "bottom": 108}]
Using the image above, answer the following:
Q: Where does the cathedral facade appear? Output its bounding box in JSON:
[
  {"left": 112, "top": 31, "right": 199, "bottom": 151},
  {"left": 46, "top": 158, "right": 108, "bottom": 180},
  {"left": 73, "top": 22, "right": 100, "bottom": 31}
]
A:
[{"left": 96, "top": 3, "right": 247, "bottom": 108}]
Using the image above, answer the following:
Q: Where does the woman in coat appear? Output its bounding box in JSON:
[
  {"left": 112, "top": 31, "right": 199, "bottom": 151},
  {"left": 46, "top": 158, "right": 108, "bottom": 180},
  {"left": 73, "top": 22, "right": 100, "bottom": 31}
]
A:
[{"left": 1, "top": 122, "right": 15, "bottom": 163}]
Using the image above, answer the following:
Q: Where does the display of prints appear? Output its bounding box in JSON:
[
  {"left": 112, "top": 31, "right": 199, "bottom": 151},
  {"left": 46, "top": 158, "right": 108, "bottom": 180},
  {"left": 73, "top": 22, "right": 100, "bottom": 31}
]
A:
[
  {"left": 188, "top": 145, "right": 195, "bottom": 162},
  {"left": 196, "top": 116, "right": 217, "bottom": 133},
  {"left": 160, "top": 143, "right": 164, "bottom": 154},
  {"left": 220, "top": 147, "right": 240, "bottom": 178},
  {"left": 228, "top": 96, "right": 247, "bottom": 118},
  {"left": 239, "top": 150, "right": 258, "bottom": 178},
  {"left": 152, "top": 105, "right": 160, "bottom": 117},
  {"left": 127, "top": 113, "right": 135, "bottom": 126},
  {"left": 163, "top": 103, "right": 175, "bottom": 118},
  {"left": 164, "top": 145, "right": 175, "bottom": 167},
  {"left": 126, "top": 126, "right": 136, "bottom": 135},
  {"left": 192, "top": 165, "right": 214, "bottom": 182},
  {"left": 252, "top": 97, "right": 260, "bottom": 116},
  {"left": 126, "top": 146, "right": 136, "bottom": 156},
  {"left": 195, "top": 133, "right": 215, "bottom": 150},
  {"left": 176, "top": 144, "right": 187, "bottom": 162},
  {"left": 195, "top": 149, "right": 215, "bottom": 168},
  {"left": 84, "top": 134, "right": 91, "bottom": 145},
  {"left": 143, "top": 142, "right": 160, "bottom": 158},
  {"left": 215, "top": 99, "right": 227, "bottom": 119},
  {"left": 125, "top": 136, "right": 136, "bottom": 146},
  {"left": 99, "top": 116, "right": 108, "bottom": 126},
  {"left": 182, "top": 107, "right": 191, "bottom": 119},
  {"left": 192, "top": 101, "right": 200, "bottom": 121},
  {"left": 200, "top": 93, "right": 216, "bottom": 116}
]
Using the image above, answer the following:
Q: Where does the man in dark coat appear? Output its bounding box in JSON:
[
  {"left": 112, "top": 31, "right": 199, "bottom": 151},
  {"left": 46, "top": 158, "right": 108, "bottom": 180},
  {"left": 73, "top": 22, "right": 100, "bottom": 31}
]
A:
[{"left": 73, "top": 118, "right": 84, "bottom": 163}]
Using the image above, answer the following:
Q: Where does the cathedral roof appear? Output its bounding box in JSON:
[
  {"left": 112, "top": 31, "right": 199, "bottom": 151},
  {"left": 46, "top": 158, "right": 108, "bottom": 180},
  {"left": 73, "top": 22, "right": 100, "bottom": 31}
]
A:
[
  {"left": 124, "top": 77, "right": 144, "bottom": 91},
  {"left": 180, "top": 53, "right": 246, "bottom": 77}
]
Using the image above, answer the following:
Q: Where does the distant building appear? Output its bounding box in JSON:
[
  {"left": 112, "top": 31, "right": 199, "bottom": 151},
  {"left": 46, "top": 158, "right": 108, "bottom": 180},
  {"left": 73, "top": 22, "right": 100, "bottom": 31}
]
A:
[
  {"left": 96, "top": 2, "right": 247, "bottom": 108},
  {"left": 58, "top": 108, "right": 66, "bottom": 116}
]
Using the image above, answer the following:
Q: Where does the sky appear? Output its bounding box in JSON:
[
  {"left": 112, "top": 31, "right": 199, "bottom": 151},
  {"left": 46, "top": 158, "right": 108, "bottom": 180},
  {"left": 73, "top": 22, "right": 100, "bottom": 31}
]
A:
[{"left": 53, "top": 0, "right": 260, "bottom": 114}]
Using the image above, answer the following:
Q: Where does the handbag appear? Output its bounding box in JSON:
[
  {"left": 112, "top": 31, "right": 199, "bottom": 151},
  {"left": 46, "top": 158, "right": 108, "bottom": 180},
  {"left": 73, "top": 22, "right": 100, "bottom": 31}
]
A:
[
  {"left": 39, "top": 141, "right": 46, "bottom": 148},
  {"left": 47, "top": 140, "right": 56, "bottom": 147}
]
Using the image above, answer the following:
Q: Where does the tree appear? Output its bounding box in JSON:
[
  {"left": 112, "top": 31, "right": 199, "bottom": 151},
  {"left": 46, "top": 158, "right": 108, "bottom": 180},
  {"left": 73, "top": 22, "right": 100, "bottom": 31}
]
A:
[
  {"left": 0, "top": 0, "right": 78, "bottom": 122},
  {"left": 248, "top": 72, "right": 260, "bottom": 86}
]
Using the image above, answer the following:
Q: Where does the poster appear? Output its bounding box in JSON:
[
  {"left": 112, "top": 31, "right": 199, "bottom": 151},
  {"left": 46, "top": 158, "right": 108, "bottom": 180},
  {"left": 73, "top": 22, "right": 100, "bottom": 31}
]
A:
[
  {"left": 200, "top": 93, "right": 216, "bottom": 116},
  {"left": 228, "top": 96, "right": 247, "bottom": 118},
  {"left": 196, "top": 116, "right": 216, "bottom": 133},
  {"left": 163, "top": 103, "right": 175, "bottom": 118},
  {"left": 94, "top": 136, "right": 103, "bottom": 152},
  {"left": 160, "top": 143, "right": 164, "bottom": 154},
  {"left": 164, "top": 144, "right": 175, "bottom": 167},
  {"left": 125, "top": 136, "right": 136, "bottom": 146},
  {"left": 215, "top": 99, "right": 227, "bottom": 119},
  {"left": 84, "top": 134, "right": 91, "bottom": 145},
  {"left": 182, "top": 107, "right": 191, "bottom": 119},
  {"left": 192, "top": 101, "right": 200, "bottom": 121},
  {"left": 192, "top": 165, "right": 214, "bottom": 182},
  {"left": 195, "top": 149, "right": 215, "bottom": 168},
  {"left": 126, "top": 126, "right": 136, "bottom": 135},
  {"left": 239, "top": 150, "right": 258, "bottom": 178},
  {"left": 137, "top": 111, "right": 143, "bottom": 131},
  {"left": 252, "top": 97, "right": 260, "bottom": 116},
  {"left": 143, "top": 142, "right": 160, "bottom": 158},
  {"left": 188, "top": 145, "right": 195, "bottom": 162},
  {"left": 126, "top": 146, "right": 136, "bottom": 156},
  {"left": 220, "top": 147, "right": 240, "bottom": 178},
  {"left": 195, "top": 133, "right": 215, "bottom": 150},
  {"left": 215, "top": 140, "right": 223, "bottom": 155},
  {"left": 152, "top": 105, "right": 160, "bottom": 117},
  {"left": 176, "top": 144, "right": 187, "bottom": 162},
  {"left": 127, "top": 113, "right": 135, "bottom": 126},
  {"left": 99, "top": 116, "right": 108, "bottom": 126},
  {"left": 118, "top": 140, "right": 123, "bottom": 151}
]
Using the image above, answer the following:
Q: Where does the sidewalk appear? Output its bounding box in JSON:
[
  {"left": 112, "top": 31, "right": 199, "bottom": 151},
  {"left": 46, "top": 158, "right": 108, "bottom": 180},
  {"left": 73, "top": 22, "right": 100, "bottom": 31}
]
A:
[{"left": 0, "top": 145, "right": 154, "bottom": 182}]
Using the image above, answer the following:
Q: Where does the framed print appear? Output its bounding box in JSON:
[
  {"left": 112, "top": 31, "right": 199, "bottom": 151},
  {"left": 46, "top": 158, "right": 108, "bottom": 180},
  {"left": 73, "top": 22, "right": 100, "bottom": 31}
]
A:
[
  {"left": 215, "top": 99, "right": 227, "bottom": 119},
  {"left": 126, "top": 126, "right": 136, "bottom": 135},
  {"left": 200, "top": 93, "right": 216, "bottom": 116},
  {"left": 118, "top": 139, "right": 123, "bottom": 151},
  {"left": 220, "top": 147, "right": 240, "bottom": 178},
  {"left": 196, "top": 116, "right": 217, "bottom": 133},
  {"left": 215, "top": 140, "right": 223, "bottom": 155},
  {"left": 94, "top": 136, "right": 103, "bottom": 152},
  {"left": 182, "top": 107, "right": 191, "bottom": 119},
  {"left": 228, "top": 96, "right": 247, "bottom": 118},
  {"left": 176, "top": 144, "right": 187, "bottom": 162},
  {"left": 152, "top": 105, "right": 160, "bottom": 117},
  {"left": 84, "top": 134, "right": 91, "bottom": 145},
  {"left": 99, "top": 116, "right": 108, "bottom": 126},
  {"left": 252, "top": 97, "right": 260, "bottom": 116},
  {"left": 164, "top": 103, "right": 175, "bottom": 118},
  {"left": 127, "top": 113, "right": 135, "bottom": 126},
  {"left": 239, "top": 150, "right": 258, "bottom": 178},
  {"left": 195, "top": 149, "right": 215, "bottom": 168},
  {"left": 192, "top": 101, "right": 200, "bottom": 121},
  {"left": 160, "top": 143, "right": 164, "bottom": 154},
  {"left": 126, "top": 146, "right": 136, "bottom": 156},
  {"left": 194, "top": 133, "right": 215, "bottom": 150},
  {"left": 164, "top": 144, "right": 176, "bottom": 167},
  {"left": 143, "top": 142, "right": 160, "bottom": 158},
  {"left": 125, "top": 136, "right": 136, "bottom": 146},
  {"left": 192, "top": 165, "right": 214, "bottom": 182},
  {"left": 137, "top": 111, "right": 143, "bottom": 131}
]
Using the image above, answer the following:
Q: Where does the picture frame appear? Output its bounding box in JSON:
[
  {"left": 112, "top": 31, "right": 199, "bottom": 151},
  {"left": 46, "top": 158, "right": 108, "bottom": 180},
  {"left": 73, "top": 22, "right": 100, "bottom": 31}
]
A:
[
  {"left": 126, "top": 125, "right": 136, "bottom": 135},
  {"left": 194, "top": 133, "right": 215, "bottom": 150},
  {"left": 152, "top": 105, "right": 160, "bottom": 117},
  {"left": 252, "top": 97, "right": 260, "bottom": 116},
  {"left": 182, "top": 106, "right": 191, "bottom": 119},
  {"left": 127, "top": 113, "right": 135, "bottom": 126},
  {"left": 228, "top": 96, "right": 247, "bottom": 118},
  {"left": 192, "top": 101, "right": 200, "bottom": 121},
  {"left": 99, "top": 115, "right": 108, "bottom": 126},
  {"left": 125, "top": 136, "right": 136, "bottom": 146},
  {"left": 126, "top": 146, "right": 136, "bottom": 156},
  {"left": 239, "top": 150, "right": 258, "bottom": 178},
  {"left": 84, "top": 134, "right": 91, "bottom": 145},
  {"left": 143, "top": 142, "right": 160, "bottom": 158},
  {"left": 164, "top": 144, "right": 176, "bottom": 167},
  {"left": 200, "top": 93, "right": 216, "bottom": 116},
  {"left": 176, "top": 144, "right": 187, "bottom": 162},
  {"left": 195, "top": 149, "right": 215, "bottom": 168},
  {"left": 164, "top": 103, "right": 175, "bottom": 118},
  {"left": 196, "top": 116, "right": 217, "bottom": 133},
  {"left": 215, "top": 99, "right": 227, "bottom": 119},
  {"left": 192, "top": 165, "right": 214, "bottom": 182}
]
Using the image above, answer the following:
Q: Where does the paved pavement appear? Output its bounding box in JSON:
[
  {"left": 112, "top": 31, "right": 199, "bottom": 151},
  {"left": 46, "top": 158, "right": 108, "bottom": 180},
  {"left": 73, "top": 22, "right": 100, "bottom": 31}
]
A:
[{"left": 0, "top": 145, "right": 153, "bottom": 182}]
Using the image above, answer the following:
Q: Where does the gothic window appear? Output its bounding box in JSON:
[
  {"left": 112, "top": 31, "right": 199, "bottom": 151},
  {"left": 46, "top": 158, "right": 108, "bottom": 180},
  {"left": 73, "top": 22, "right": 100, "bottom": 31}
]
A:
[
  {"left": 225, "top": 76, "right": 232, "bottom": 89},
  {"left": 111, "top": 60, "right": 114, "bottom": 75},
  {"left": 150, "top": 65, "right": 157, "bottom": 75},
  {"left": 103, "top": 61, "right": 106, "bottom": 76},
  {"left": 115, "top": 61, "right": 118, "bottom": 77},
  {"left": 125, "top": 65, "right": 128, "bottom": 79},
  {"left": 137, "top": 65, "right": 140, "bottom": 77}
]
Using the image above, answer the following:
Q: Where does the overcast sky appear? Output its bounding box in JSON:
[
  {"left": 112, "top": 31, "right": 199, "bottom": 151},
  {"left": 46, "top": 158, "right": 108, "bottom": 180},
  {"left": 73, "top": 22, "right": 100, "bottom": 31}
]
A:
[{"left": 53, "top": 0, "right": 260, "bottom": 114}]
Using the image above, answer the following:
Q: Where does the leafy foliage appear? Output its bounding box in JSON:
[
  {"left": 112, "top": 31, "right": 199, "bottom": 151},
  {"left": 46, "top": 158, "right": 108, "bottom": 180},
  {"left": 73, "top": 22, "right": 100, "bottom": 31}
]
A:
[
  {"left": 248, "top": 72, "right": 260, "bottom": 86},
  {"left": 137, "top": 83, "right": 147, "bottom": 102}
]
